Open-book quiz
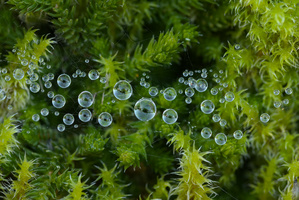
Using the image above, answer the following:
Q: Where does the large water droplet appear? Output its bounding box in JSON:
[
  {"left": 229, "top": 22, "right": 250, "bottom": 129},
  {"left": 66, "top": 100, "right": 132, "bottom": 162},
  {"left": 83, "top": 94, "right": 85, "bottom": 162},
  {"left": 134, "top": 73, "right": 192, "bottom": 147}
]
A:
[
  {"left": 225, "top": 92, "right": 235, "bottom": 102},
  {"left": 215, "top": 133, "right": 227, "bottom": 145},
  {"left": 185, "top": 87, "right": 195, "bottom": 97},
  {"left": 63, "top": 113, "right": 75, "bottom": 125},
  {"left": 134, "top": 98, "right": 156, "bottom": 121},
  {"left": 195, "top": 79, "right": 208, "bottom": 92},
  {"left": 78, "top": 91, "right": 94, "bottom": 107},
  {"left": 79, "top": 109, "right": 92, "bottom": 122},
  {"left": 233, "top": 130, "right": 243, "bottom": 140},
  {"left": 88, "top": 69, "right": 99, "bottom": 80},
  {"left": 201, "top": 127, "right": 212, "bottom": 139},
  {"left": 163, "top": 87, "right": 177, "bottom": 101},
  {"left": 52, "top": 94, "right": 66, "bottom": 108},
  {"left": 113, "top": 80, "right": 133, "bottom": 100},
  {"left": 57, "top": 124, "right": 65, "bottom": 132},
  {"left": 98, "top": 112, "right": 113, "bottom": 127},
  {"left": 285, "top": 88, "right": 293, "bottom": 95},
  {"left": 30, "top": 82, "right": 40, "bottom": 93},
  {"left": 57, "top": 74, "right": 71, "bottom": 88},
  {"left": 162, "top": 109, "right": 178, "bottom": 124},
  {"left": 200, "top": 100, "right": 215, "bottom": 114},
  {"left": 13, "top": 69, "right": 24, "bottom": 80},
  {"left": 260, "top": 113, "right": 270, "bottom": 123}
]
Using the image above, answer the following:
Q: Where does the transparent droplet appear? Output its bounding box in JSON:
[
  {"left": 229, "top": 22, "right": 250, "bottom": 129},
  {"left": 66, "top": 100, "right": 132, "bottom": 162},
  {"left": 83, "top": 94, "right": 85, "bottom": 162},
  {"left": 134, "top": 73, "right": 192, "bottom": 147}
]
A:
[
  {"left": 88, "top": 69, "right": 99, "bottom": 80},
  {"left": 21, "top": 59, "right": 28, "bottom": 66},
  {"left": 260, "top": 113, "right": 270, "bottom": 123},
  {"left": 185, "top": 97, "right": 192, "bottom": 104},
  {"left": 183, "top": 70, "right": 188, "bottom": 77},
  {"left": 63, "top": 113, "right": 75, "bottom": 125},
  {"left": 76, "top": 69, "right": 81, "bottom": 75},
  {"left": 178, "top": 89, "right": 183, "bottom": 94},
  {"left": 80, "top": 72, "right": 86, "bottom": 78},
  {"left": 213, "top": 74, "right": 218, "bottom": 78},
  {"left": 98, "top": 112, "right": 113, "bottom": 127},
  {"left": 178, "top": 77, "right": 184, "bottom": 83},
  {"left": 219, "top": 119, "right": 227, "bottom": 127},
  {"left": 225, "top": 92, "right": 235, "bottom": 102},
  {"left": 234, "top": 44, "right": 241, "bottom": 50},
  {"left": 273, "top": 101, "right": 281, "bottom": 108},
  {"left": 42, "top": 74, "right": 49, "bottom": 82},
  {"left": 219, "top": 98, "right": 225, "bottom": 103},
  {"left": 195, "top": 79, "right": 208, "bottom": 92},
  {"left": 185, "top": 87, "right": 195, "bottom": 97},
  {"left": 78, "top": 91, "right": 94, "bottom": 107},
  {"left": 163, "top": 87, "right": 177, "bottom": 101},
  {"left": 210, "top": 87, "right": 218, "bottom": 95},
  {"left": 54, "top": 111, "right": 59, "bottom": 116},
  {"left": 233, "top": 130, "right": 243, "bottom": 139},
  {"left": 13, "top": 69, "right": 24, "bottom": 80},
  {"left": 44, "top": 81, "right": 52, "bottom": 88},
  {"left": 219, "top": 70, "right": 223, "bottom": 74},
  {"left": 74, "top": 124, "right": 78, "bottom": 128},
  {"left": 25, "top": 79, "right": 31, "bottom": 85},
  {"left": 57, "top": 74, "right": 71, "bottom": 88},
  {"left": 223, "top": 83, "right": 228, "bottom": 88},
  {"left": 212, "top": 114, "right": 221, "bottom": 122},
  {"left": 1, "top": 68, "right": 7, "bottom": 74},
  {"left": 283, "top": 99, "right": 289, "bottom": 105},
  {"left": 201, "top": 127, "right": 212, "bottom": 139},
  {"left": 188, "top": 71, "right": 194, "bottom": 76},
  {"left": 72, "top": 73, "right": 77, "bottom": 78},
  {"left": 7, "top": 105, "right": 13, "bottom": 110},
  {"left": 30, "top": 73, "right": 39, "bottom": 81},
  {"left": 162, "top": 109, "right": 178, "bottom": 124},
  {"left": 5, "top": 75, "right": 11, "bottom": 81},
  {"left": 30, "top": 82, "right": 40, "bottom": 93},
  {"left": 85, "top": 59, "right": 89, "bottom": 63},
  {"left": 57, "top": 124, "right": 65, "bottom": 132},
  {"left": 47, "top": 91, "right": 54, "bottom": 98},
  {"left": 113, "top": 80, "right": 133, "bottom": 100},
  {"left": 285, "top": 88, "right": 293, "bottom": 95},
  {"left": 149, "top": 87, "right": 158, "bottom": 97},
  {"left": 0, "top": 90, "right": 6, "bottom": 101},
  {"left": 32, "top": 114, "right": 40, "bottom": 122},
  {"left": 100, "top": 77, "right": 106, "bottom": 84},
  {"left": 144, "top": 82, "right": 150, "bottom": 88},
  {"left": 52, "top": 94, "right": 66, "bottom": 108},
  {"left": 48, "top": 73, "right": 54, "bottom": 80},
  {"left": 273, "top": 89, "right": 280, "bottom": 95},
  {"left": 140, "top": 80, "right": 146, "bottom": 86},
  {"left": 79, "top": 109, "right": 92, "bottom": 122},
  {"left": 200, "top": 100, "right": 215, "bottom": 114},
  {"left": 201, "top": 73, "right": 207, "bottom": 78},
  {"left": 215, "top": 133, "right": 227, "bottom": 145},
  {"left": 40, "top": 108, "right": 49, "bottom": 116},
  {"left": 188, "top": 77, "right": 197, "bottom": 88},
  {"left": 134, "top": 98, "right": 156, "bottom": 121}
]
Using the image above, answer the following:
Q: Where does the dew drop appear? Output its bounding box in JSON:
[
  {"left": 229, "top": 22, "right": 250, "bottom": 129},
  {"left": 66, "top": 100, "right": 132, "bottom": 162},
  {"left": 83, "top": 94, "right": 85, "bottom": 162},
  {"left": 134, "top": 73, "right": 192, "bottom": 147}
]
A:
[
  {"left": 100, "top": 77, "right": 107, "bottom": 84},
  {"left": 52, "top": 94, "right": 66, "bottom": 108},
  {"left": 30, "top": 82, "right": 40, "bottom": 93},
  {"left": 210, "top": 87, "right": 218, "bottom": 95},
  {"left": 149, "top": 87, "right": 158, "bottom": 97},
  {"left": 201, "top": 127, "right": 212, "bottom": 139},
  {"left": 32, "top": 114, "right": 40, "bottom": 122},
  {"left": 44, "top": 81, "right": 52, "bottom": 89},
  {"left": 195, "top": 79, "right": 208, "bottom": 92},
  {"left": 273, "top": 101, "right": 281, "bottom": 108},
  {"left": 185, "top": 87, "right": 195, "bottom": 97},
  {"left": 185, "top": 97, "right": 192, "bottom": 104},
  {"left": 225, "top": 92, "right": 235, "bottom": 102},
  {"left": 40, "top": 108, "right": 49, "bottom": 116},
  {"left": 63, "top": 113, "right": 75, "bottom": 125},
  {"left": 113, "top": 80, "right": 133, "bottom": 100},
  {"left": 98, "top": 112, "right": 113, "bottom": 127},
  {"left": 163, "top": 87, "right": 177, "bottom": 101},
  {"left": 88, "top": 69, "right": 99, "bottom": 80},
  {"left": 78, "top": 91, "right": 94, "bottom": 107},
  {"left": 47, "top": 91, "right": 54, "bottom": 98},
  {"left": 212, "top": 114, "right": 221, "bottom": 122},
  {"left": 260, "top": 113, "right": 270, "bottom": 123},
  {"left": 57, "top": 124, "right": 65, "bottom": 132},
  {"left": 162, "top": 109, "right": 178, "bottom": 124},
  {"left": 219, "top": 119, "right": 227, "bottom": 127},
  {"left": 79, "top": 109, "right": 92, "bottom": 122},
  {"left": 0, "top": 89, "right": 6, "bottom": 101},
  {"left": 134, "top": 98, "right": 156, "bottom": 121},
  {"left": 273, "top": 89, "right": 280, "bottom": 95},
  {"left": 233, "top": 130, "right": 243, "bottom": 139},
  {"left": 285, "top": 88, "right": 293, "bottom": 95},
  {"left": 57, "top": 74, "right": 71, "bottom": 88},
  {"left": 215, "top": 133, "right": 227, "bottom": 145},
  {"left": 283, "top": 99, "right": 289, "bottom": 105},
  {"left": 13, "top": 69, "right": 24, "bottom": 80},
  {"left": 200, "top": 100, "right": 215, "bottom": 114}
]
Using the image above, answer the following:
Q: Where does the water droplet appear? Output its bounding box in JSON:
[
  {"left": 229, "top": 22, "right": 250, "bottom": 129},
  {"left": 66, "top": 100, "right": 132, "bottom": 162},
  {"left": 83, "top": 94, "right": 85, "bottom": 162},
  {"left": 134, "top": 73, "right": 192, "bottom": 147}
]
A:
[
  {"left": 210, "top": 87, "right": 218, "bottom": 95},
  {"left": 72, "top": 73, "right": 77, "bottom": 78},
  {"left": 21, "top": 59, "right": 28, "bottom": 66},
  {"left": 273, "top": 89, "right": 280, "bottom": 95},
  {"left": 219, "top": 119, "right": 227, "bottom": 127},
  {"left": 79, "top": 109, "right": 92, "bottom": 122},
  {"left": 88, "top": 69, "right": 99, "bottom": 80},
  {"left": 188, "top": 71, "right": 194, "bottom": 76},
  {"left": 178, "top": 77, "right": 184, "bottom": 83},
  {"left": 26, "top": 79, "right": 31, "bottom": 85},
  {"left": 162, "top": 109, "right": 178, "bottom": 124},
  {"left": 48, "top": 73, "right": 54, "bottom": 80},
  {"left": 30, "top": 82, "right": 40, "bottom": 93},
  {"left": 225, "top": 92, "right": 235, "bottom": 102},
  {"left": 274, "top": 101, "right": 281, "bottom": 108},
  {"left": 0, "top": 90, "right": 6, "bottom": 101},
  {"left": 149, "top": 87, "right": 158, "bottom": 97},
  {"left": 74, "top": 124, "right": 78, "bottom": 128},
  {"left": 219, "top": 70, "right": 223, "bottom": 74},
  {"left": 185, "top": 87, "right": 195, "bottom": 97},
  {"left": 201, "top": 127, "right": 212, "bottom": 139},
  {"left": 47, "top": 91, "right": 54, "bottom": 98},
  {"left": 40, "top": 108, "right": 49, "bottom": 116},
  {"left": 233, "top": 130, "right": 243, "bottom": 139},
  {"left": 57, "top": 124, "right": 65, "bottom": 132},
  {"left": 134, "top": 98, "right": 156, "bottom": 121},
  {"left": 213, "top": 74, "right": 218, "bottom": 78},
  {"left": 113, "top": 80, "right": 133, "bottom": 100},
  {"left": 260, "top": 113, "right": 270, "bottom": 123},
  {"left": 32, "top": 114, "right": 40, "bottom": 122},
  {"left": 201, "top": 73, "right": 207, "bottom": 78},
  {"left": 178, "top": 89, "right": 183, "bottom": 94},
  {"left": 54, "top": 111, "right": 59, "bottom": 116},
  {"left": 42, "top": 74, "right": 49, "bottom": 82},
  {"left": 63, "top": 113, "right": 75, "bottom": 125},
  {"left": 163, "top": 87, "right": 177, "bottom": 101},
  {"left": 52, "top": 94, "right": 66, "bottom": 108},
  {"left": 13, "top": 69, "right": 24, "bottom": 80},
  {"left": 5, "top": 75, "right": 11, "bottom": 81},
  {"left": 283, "top": 99, "right": 289, "bottom": 105},
  {"left": 44, "top": 81, "right": 52, "bottom": 88},
  {"left": 215, "top": 133, "right": 227, "bottom": 145},
  {"left": 188, "top": 77, "right": 197, "bottom": 88},
  {"left": 200, "top": 100, "right": 215, "bottom": 114},
  {"left": 7, "top": 105, "right": 13, "bottom": 110},
  {"left": 212, "top": 114, "right": 221, "bottom": 122},
  {"left": 98, "top": 112, "right": 113, "bottom": 127},
  {"left": 185, "top": 97, "right": 192, "bottom": 104},
  {"left": 183, "top": 70, "right": 188, "bottom": 77},
  {"left": 144, "top": 82, "right": 150, "bottom": 88},
  {"left": 285, "top": 88, "right": 293, "bottom": 95},
  {"left": 30, "top": 73, "right": 39, "bottom": 81},
  {"left": 100, "top": 77, "right": 106, "bottom": 84},
  {"left": 78, "top": 91, "right": 94, "bottom": 107},
  {"left": 57, "top": 74, "right": 71, "bottom": 88},
  {"left": 1, "top": 68, "right": 7, "bottom": 74},
  {"left": 195, "top": 79, "right": 208, "bottom": 92},
  {"left": 219, "top": 98, "right": 225, "bottom": 103},
  {"left": 85, "top": 59, "right": 89, "bottom": 63},
  {"left": 234, "top": 44, "right": 241, "bottom": 50}
]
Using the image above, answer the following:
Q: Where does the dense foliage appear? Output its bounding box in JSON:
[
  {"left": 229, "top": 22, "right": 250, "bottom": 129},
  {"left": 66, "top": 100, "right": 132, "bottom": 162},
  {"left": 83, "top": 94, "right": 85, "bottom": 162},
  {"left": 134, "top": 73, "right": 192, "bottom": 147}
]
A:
[{"left": 0, "top": 0, "right": 298, "bottom": 199}]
